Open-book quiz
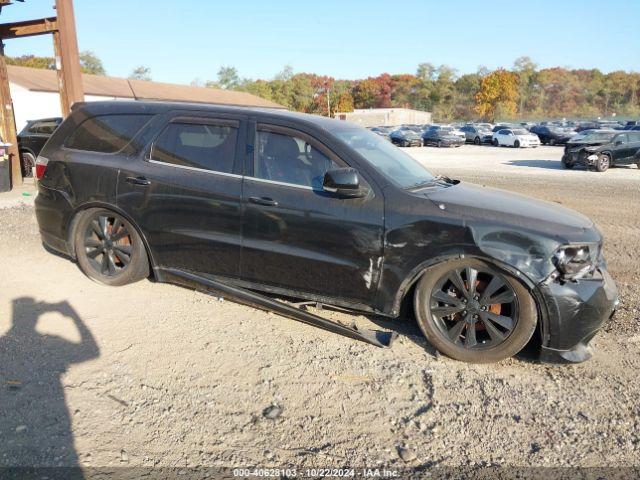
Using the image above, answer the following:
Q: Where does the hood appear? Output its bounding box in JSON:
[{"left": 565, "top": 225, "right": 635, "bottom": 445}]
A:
[
  {"left": 566, "top": 140, "right": 609, "bottom": 150},
  {"left": 421, "top": 182, "right": 601, "bottom": 281},
  {"left": 425, "top": 182, "right": 596, "bottom": 240}
]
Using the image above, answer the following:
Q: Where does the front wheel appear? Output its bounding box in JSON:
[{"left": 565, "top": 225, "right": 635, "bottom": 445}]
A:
[
  {"left": 549, "top": 138, "right": 556, "bottom": 146},
  {"left": 474, "top": 137, "right": 481, "bottom": 145},
  {"left": 492, "top": 139, "right": 499, "bottom": 147},
  {"left": 20, "top": 152, "right": 36, "bottom": 178},
  {"left": 437, "top": 140, "right": 443, "bottom": 148},
  {"left": 414, "top": 259, "right": 537, "bottom": 363},
  {"left": 74, "top": 209, "right": 150, "bottom": 286},
  {"left": 595, "top": 154, "right": 610, "bottom": 172},
  {"left": 513, "top": 140, "right": 521, "bottom": 148}
]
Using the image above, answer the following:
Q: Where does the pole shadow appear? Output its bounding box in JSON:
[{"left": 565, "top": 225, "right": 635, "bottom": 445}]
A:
[{"left": 0, "top": 297, "right": 99, "bottom": 477}]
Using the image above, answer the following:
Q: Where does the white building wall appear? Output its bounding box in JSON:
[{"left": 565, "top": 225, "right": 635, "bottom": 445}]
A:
[{"left": 8, "top": 82, "right": 130, "bottom": 132}]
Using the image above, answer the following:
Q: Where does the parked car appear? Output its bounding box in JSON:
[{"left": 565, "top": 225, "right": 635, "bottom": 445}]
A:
[
  {"left": 529, "top": 125, "right": 576, "bottom": 145},
  {"left": 562, "top": 130, "right": 640, "bottom": 172},
  {"left": 492, "top": 128, "right": 541, "bottom": 148},
  {"left": 369, "top": 126, "right": 394, "bottom": 140},
  {"left": 389, "top": 127, "right": 423, "bottom": 147},
  {"left": 460, "top": 125, "right": 493, "bottom": 145},
  {"left": 34, "top": 101, "right": 618, "bottom": 364},
  {"left": 426, "top": 125, "right": 466, "bottom": 140},
  {"left": 17, "top": 117, "right": 62, "bottom": 177},
  {"left": 623, "top": 121, "right": 639, "bottom": 130},
  {"left": 422, "top": 127, "right": 465, "bottom": 147}
]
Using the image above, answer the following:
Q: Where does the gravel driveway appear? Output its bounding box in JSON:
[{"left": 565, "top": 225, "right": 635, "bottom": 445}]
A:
[{"left": 1, "top": 145, "right": 639, "bottom": 475}]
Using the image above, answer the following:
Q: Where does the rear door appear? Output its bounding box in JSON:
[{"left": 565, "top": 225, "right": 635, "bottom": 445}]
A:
[
  {"left": 117, "top": 111, "right": 246, "bottom": 279},
  {"left": 239, "top": 122, "right": 384, "bottom": 305},
  {"left": 619, "top": 132, "right": 640, "bottom": 163}
]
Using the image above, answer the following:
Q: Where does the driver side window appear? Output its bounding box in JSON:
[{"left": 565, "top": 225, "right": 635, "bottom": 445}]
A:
[{"left": 254, "top": 129, "right": 339, "bottom": 189}]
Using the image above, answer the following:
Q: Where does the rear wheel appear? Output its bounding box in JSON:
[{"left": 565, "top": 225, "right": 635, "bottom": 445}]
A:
[
  {"left": 561, "top": 157, "right": 573, "bottom": 169},
  {"left": 549, "top": 138, "right": 556, "bottom": 146},
  {"left": 474, "top": 137, "right": 481, "bottom": 145},
  {"left": 414, "top": 258, "right": 537, "bottom": 363},
  {"left": 437, "top": 140, "right": 443, "bottom": 148},
  {"left": 492, "top": 138, "right": 499, "bottom": 147},
  {"left": 595, "top": 154, "right": 610, "bottom": 172},
  {"left": 20, "top": 151, "right": 36, "bottom": 178},
  {"left": 74, "top": 209, "right": 149, "bottom": 286}
]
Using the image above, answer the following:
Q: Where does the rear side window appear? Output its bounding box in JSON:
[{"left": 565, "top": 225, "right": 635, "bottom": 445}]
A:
[
  {"left": 150, "top": 121, "right": 238, "bottom": 174},
  {"left": 65, "top": 114, "right": 152, "bottom": 153}
]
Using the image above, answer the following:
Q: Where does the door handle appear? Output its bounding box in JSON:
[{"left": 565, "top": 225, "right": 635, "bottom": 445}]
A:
[
  {"left": 125, "top": 176, "right": 151, "bottom": 186},
  {"left": 249, "top": 196, "right": 278, "bottom": 207}
]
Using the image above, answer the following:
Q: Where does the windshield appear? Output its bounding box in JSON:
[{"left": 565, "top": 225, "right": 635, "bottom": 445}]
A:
[
  {"left": 334, "top": 128, "right": 435, "bottom": 189},
  {"left": 581, "top": 132, "right": 616, "bottom": 142}
]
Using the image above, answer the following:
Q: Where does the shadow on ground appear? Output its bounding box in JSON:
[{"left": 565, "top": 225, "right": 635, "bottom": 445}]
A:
[
  {"left": 504, "top": 159, "right": 566, "bottom": 170},
  {"left": 0, "top": 297, "right": 98, "bottom": 476}
]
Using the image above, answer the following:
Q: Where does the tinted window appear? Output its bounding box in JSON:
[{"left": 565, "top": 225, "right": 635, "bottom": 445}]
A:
[
  {"left": 498, "top": 130, "right": 509, "bottom": 135},
  {"left": 31, "top": 120, "right": 59, "bottom": 135},
  {"left": 628, "top": 132, "right": 640, "bottom": 141},
  {"left": 614, "top": 134, "right": 628, "bottom": 144},
  {"left": 254, "top": 130, "right": 338, "bottom": 188},
  {"left": 65, "top": 114, "right": 152, "bottom": 153},
  {"left": 150, "top": 122, "right": 238, "bottom": 174}
]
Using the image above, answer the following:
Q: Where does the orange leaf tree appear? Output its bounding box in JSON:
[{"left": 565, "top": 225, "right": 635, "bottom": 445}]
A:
[{"left": 475, "top": 69, "right": 519, "bottom": 121}]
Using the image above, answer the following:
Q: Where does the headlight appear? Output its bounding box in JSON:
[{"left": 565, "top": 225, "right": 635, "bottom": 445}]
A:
[{"left": 552, "top": 244, "right": 600, "bottom": 280}]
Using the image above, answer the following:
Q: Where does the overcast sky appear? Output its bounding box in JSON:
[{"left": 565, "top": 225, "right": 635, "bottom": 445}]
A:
[{"left": 2, "top": 0, "right": 638, "bottom": 84}]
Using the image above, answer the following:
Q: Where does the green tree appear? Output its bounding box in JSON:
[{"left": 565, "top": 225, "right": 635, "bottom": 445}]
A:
[
  {"left": 215, "top": 66, "right": 240, "bottom": 90},
  {"left": 129, "top": 66, "right": 152, "bottom": 81},
  {"left": 513, "top": 56, "right": 537, "bottom": 117},
  {"left": 79, "top": 51, "right": 106, "bottom": 75}
]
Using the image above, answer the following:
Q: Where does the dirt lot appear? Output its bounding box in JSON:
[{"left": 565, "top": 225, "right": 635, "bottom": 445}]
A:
[{"left": 1, "top": 145, "right": 639, "bottom": 474}]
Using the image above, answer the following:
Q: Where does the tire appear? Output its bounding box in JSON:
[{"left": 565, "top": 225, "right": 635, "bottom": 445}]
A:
[
  {"left": 549, "top": 138, "right": 556, "bottom": 146},
  {"left": 513, "top": 140, "right": 521, "bottom": 148},
  {"left": 414, "top": 258, "right": 537, "bottom": 363},
  {"left": 74, "top": 208, "right": 150, "bottom": 286},
  {"left": 437, "top": 140, "right": 443, "bottom": 148},
  {"left": 636, "top": 160, "right": 640, "bottom": 169},
  {"left": 474, "top": 137, "right": 481, "bottom": 145},
  {"left": 492, "top": 138, "right": 499, "bottom": 147},
  {"left": 561, "top": 157, "right": 573, "bottom": 169},
  {"left": 595, "top": 154, "right": 610, "bottom": 172},
  {"left": 20, "top": 151, "right": 36, "bottom": 178}
]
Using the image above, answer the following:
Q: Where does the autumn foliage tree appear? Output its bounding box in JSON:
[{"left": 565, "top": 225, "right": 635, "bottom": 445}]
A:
[{"left": 475, "top": 69, "right": 519, "bottom": 121}]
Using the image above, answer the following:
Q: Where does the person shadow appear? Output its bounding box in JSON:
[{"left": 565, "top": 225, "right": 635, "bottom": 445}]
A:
[{"left": 0, "top": 297, "right": 99, "bottom": 478}]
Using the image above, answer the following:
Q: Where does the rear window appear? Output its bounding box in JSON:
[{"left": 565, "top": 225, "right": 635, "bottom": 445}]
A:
[{"left": 65, "top": 114, "right": 152, "bottom": 153}]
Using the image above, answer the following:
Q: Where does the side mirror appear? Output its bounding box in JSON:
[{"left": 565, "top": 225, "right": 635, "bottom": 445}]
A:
[{"left": 323, "top": 168, "right": 368, "bottom": 198}]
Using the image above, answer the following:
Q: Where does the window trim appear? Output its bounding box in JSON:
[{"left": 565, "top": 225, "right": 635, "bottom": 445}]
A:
[
  {"left": 249, "top": 123, "right": 348, "bottom": 190},
  {"left": 146, "top": 116, "right": 240, "bottom": 176}
]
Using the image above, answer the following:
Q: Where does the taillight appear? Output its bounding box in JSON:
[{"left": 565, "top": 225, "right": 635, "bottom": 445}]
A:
[{"left": 35, "top": 156, "right": 49, "bottom": 180}]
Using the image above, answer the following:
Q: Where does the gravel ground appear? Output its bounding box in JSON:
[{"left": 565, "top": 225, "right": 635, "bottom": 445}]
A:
[{"left": 1, "top": 145, "right": 639, "bottom": 475}]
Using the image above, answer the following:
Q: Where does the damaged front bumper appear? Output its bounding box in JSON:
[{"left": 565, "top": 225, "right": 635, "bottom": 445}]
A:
[{"left": 538, "top": 267, "right": 618, "bottom": 363}]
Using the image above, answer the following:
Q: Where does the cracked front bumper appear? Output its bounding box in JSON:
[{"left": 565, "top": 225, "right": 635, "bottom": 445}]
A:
[{"left": 538, "top": 267, "right": 618, "bottom": 363}]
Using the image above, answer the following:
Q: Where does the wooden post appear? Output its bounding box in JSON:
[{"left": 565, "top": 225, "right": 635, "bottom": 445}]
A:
[
  {"left": 55, "top": 0, "right": 84, "bottom": 113},
  {"left": 0, "top": 41, "right": 21, "bottom": 188},
  {"left": 52, "top": 31, "right": 70, "bottom": 116}
]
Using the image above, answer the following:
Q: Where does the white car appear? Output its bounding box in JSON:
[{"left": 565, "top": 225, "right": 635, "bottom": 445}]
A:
[{"left": 492, "top": 128, "right": 541, "bottom": 148}]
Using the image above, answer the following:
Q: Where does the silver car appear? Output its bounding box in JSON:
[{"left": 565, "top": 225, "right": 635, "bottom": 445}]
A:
[{"left": 460, "top": 125, "right": 494, "bottom": 145}]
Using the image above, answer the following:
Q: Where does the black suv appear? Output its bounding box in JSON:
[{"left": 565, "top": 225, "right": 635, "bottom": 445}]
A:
[
  {"left": 35, "top": 102, "right": 618, "bottom": 363},
  {"left": 562, "top": 130, "right": 640, "bottom": 171},
  {"left": 17, "top": 117, "right": 62, "bottom": 177}
]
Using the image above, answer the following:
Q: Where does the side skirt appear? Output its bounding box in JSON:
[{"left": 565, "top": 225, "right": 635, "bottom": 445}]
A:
[{"left": 158, "top": 267, "right": 397, "bottom": 348}]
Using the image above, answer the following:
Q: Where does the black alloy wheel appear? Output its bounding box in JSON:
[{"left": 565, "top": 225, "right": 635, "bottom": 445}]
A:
[
  {"left": 414, "top": 259, "right": 537, "bottom": 363},
  {"left": 74, "top": 209, "right": 149, "bottom": 286}
]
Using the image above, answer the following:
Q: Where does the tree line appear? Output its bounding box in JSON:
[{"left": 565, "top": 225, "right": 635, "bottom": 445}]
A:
[{"left": 7, "top": 53, "right": 639, "bottom": 122}]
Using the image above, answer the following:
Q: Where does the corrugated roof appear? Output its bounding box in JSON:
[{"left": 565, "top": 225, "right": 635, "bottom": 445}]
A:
[{"left": 7, "top": 65, "right": 284, "bottom": 109}]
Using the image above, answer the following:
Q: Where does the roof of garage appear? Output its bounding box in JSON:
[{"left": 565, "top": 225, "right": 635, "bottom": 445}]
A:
[{"left": 7, "top": 65, "right": 284, "bottom": 109}]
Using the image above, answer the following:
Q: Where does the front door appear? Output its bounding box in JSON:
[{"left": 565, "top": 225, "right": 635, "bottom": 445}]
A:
[
  {"left": 117, "top": 113, "right": 246, "bottom": 278},
  {"left": 240, "top": 123, "right": 384, "bottom": 305}
]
